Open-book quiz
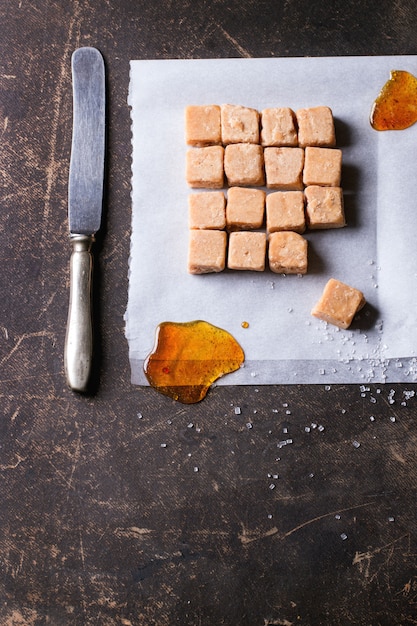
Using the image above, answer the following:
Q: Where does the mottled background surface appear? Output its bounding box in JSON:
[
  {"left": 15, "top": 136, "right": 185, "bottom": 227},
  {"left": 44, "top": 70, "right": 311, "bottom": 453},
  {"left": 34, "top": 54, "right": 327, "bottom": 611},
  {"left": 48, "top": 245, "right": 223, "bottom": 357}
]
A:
[{"left": 2, "top": 1, "right": 417, "bottom": 624}]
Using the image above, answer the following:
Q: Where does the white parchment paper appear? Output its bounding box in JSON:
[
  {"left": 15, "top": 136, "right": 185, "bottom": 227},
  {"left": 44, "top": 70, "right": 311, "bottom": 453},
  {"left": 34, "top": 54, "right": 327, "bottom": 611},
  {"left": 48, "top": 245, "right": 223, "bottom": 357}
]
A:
[{"left": 125, "top": 56, "right": 417, "bottom": 386}]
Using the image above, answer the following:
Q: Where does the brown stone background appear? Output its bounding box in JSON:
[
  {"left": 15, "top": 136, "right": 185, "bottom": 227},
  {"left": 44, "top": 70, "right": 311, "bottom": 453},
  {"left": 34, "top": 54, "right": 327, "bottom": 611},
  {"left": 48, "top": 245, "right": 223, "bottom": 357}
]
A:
[{"left": 2, "top": 1, "right": 417, "bottom": 624}]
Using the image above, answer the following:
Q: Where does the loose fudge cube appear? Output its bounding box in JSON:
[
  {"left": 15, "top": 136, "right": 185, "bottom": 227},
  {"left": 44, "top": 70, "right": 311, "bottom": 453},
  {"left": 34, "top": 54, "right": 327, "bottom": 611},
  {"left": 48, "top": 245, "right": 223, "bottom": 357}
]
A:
[
  {"left": 221, "top": 104, "right": 260, "bottom": 144},
  {"left": 266, "top": 191, "right": 305, "bottom": 234},
  {"left": 303, "top": 147, "right": 342, "bottom": 187},
  {"left": 296, "top": 106, "right": 336, "bottom": 147},
  {"left": 186, "top": 146, "right": 224, "bottom": 188},
  {"left": 185, "top": 105, "right": 221, "bottom": 146},
  {"left": 226, "top": 187, "right": 265, "bottom": 230},
  {"left": 304, "top": 186, "right": 345, "bottom": 229},
  {"left": 311, "top": 278, "right": 366, "bottom": 329},
  {"left": 264, "top": 147, "right": 304, "bottom": 190},
  {"left": 224, "top": 143, "right": 265, "bottom": 187},
  {"left": 188, "top": 229, "right": 227, "bottom": 274},
  {"left": 228, "top": 231, "right": 267, "bottom": 271},
  {"left": 188, "top": 191, "right": 226, "bottom": 230},
  {"left": 261, "top": 107, "right": 298, "bottom": 146},
  {"left": 268, "top": 231, "right": 308, "bottom": 274}
]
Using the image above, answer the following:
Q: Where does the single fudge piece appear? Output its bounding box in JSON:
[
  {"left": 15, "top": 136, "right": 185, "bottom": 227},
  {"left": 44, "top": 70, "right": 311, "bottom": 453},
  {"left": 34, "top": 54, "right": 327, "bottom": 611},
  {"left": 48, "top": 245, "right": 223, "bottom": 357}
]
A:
[
  {"left": 311, "top": 278, "right": 366, "bottom": 329},
  {"left": 296, "top": 106, "right": 336, "bottom": 147},
  {"left": 185, "top": 105, "right": 221, "bottom": 146},
  {"left": 188, "top": 191, "right": 226, "bottom": 229},
  {"left": 264, "top": 147, "right": 304, "bottom": 190},
  {"left": 186, "top": 146, "right": 224, "bottom": 188},
  {"left": 228, "top": 231, "right": 267, "bottom": 271},
  {"left": 221, "top": 104, "right": 260, "bottom": 144},
  {"left": 303, "top": 147, "right": 342, "bottom": 187},
  {"left": 304, "top": 186, "right": 345, "bottom": 229},
  {"left": 266, "top": 191, "right": 305, "bottom": 234},
  {"left": 226, "top": 187, "right": 265, "bottom": 230},
  {"left": 268, "top": 231, "right": 308, "bottom": 274},
  {"left": 188, "top": 229, "right": 227, "bottom": 274},
  {"left": 224, "top": 143, "right": 265, "bottom": 186},
  {"left": 261, "top": 107, "right": 298, "bottom": 146}
]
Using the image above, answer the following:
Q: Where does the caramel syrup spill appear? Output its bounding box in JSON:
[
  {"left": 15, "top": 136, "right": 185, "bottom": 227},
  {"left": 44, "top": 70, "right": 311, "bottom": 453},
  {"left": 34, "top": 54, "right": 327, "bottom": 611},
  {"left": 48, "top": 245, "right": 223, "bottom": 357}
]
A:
[
  {"left": 144, "top": 320, "right": 245, "bottom": 404},
  {"left": 370, "top": 70, "right": 417, "bottom": 131}
]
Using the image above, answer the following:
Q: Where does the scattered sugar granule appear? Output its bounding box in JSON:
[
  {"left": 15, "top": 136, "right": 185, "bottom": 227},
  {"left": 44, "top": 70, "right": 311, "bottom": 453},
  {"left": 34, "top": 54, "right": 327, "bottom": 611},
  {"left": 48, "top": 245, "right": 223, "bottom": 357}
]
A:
[
  {"left": 388, "top": 516, "right": 395, "bottom": 522},
  {"left": 340, "top": 533, "right": 348, "bottom": 541},
  {"left": 352, "top": 440, "right": 361, "bottom": 448},
  {"left": 318, "top": 425, "right": 325, "bottom": 432},
  {"left": 234, "top": 406, "right": 242, "bottom": 415},
  {"left": 390, "top": 416, "right": 396, "bottom": 423},
  {"left": 335, "top": 514, "right": 341, "bottom": 520}
]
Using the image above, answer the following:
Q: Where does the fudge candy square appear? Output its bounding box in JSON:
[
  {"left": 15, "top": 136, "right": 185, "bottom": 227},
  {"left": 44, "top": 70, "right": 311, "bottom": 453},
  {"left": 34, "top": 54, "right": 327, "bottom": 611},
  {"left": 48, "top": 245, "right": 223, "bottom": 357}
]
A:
[
  {"left": 303, "top": 147, "right": 342, "bottom": 187},
  {"left": 311, "top": 278, "right": 366, "bottom": 329},
  {"left": 261, "top": 107, "right": 298, "bottom": 146},
  {"left": 268, "top": 231, "right": 308, "bottom": 274},
  {"left": 188, "top": 191, "right": 226, "bottom": 230},
  {"left": 304, "top": 186, "right": 345, "bottom": 229},
  {"left": 226, "top": 187, "right": 265, "bottom": 230},
  {"left": 228, "top": 231, "right": 267, "bottom": 271},
  {"left": 188, "top": 229, "right": 227, "bottom": 274},
  {"left": 264, "top": 147, "right": 304, "bottom": 190},
  {"left": 221, "top": 104, "right": 260, "bottom": 144},
  {"left": 186, "top": 146, "right": 224, "bottom": 188},
  {"left": 224, "top": 143, "right": 265, "bottom": 187},
  {"left": 185, "top": 105, "right": 221, "bottom": 146},
  {"left": 266, "top": 191, "right": 305, "bottom": 234},
  {"left": 296, "top": 106, "right": 336, "bottom": 147}
]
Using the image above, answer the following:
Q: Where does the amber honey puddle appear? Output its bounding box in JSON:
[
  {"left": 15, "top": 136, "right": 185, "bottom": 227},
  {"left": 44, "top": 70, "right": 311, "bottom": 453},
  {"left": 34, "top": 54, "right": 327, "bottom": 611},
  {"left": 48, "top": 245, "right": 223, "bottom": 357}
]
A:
[
  {"left": 370, "top": 70, "right": 417, "bottom": 131},
  {"left": 144, "top": 320, "right": 245, "bottom": 403}
]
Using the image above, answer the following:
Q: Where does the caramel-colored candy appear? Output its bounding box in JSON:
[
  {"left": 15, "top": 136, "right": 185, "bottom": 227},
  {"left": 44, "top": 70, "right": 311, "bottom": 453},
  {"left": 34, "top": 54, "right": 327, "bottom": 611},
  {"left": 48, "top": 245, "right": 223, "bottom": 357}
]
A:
[
  {"left": 186, "top": 146, "right": 224, "bottom": 188},
  {"left": 188, "top": 230, "right": 227, "bottom": 274},
  {"left": 303, "top": 147, "right": 342, "bottom": 187},
  {"left": 185, "top": 105, "right": 221, "bottom": 146},
  {"left": 311, "top": 278, "right": 366, "bottom": 329},
  {"left": 261, "top": 107, "right": 298, "bottom": 146},
  {"left": 228, "top": 231, "right": 267, "bottom": 271},
  {"left": 266, "top": 191, "right": 305, "bottom": 234},
  {"left": 264, "top": 147, "right": 304, "bottom": 190},
  {"left": 268, "top": 231, "right": 308, "bottom": 274},
  {"left": 224, "top": 143, "right": 265, "bottom": 187},
  {"left": 304, "top": 186, "right": 345, "bottom": 229},
  {"left": 188, "top": 192, "right": 226, "bottom": 229},
  {"left": 296, "top": 106, "right": 336, "bottom": 147},
  {"left": 226, "top": 187, "right": 265, "bottom": 230},
  {"left": 221, "top": 104, "right": 260, "bottom": 144}
]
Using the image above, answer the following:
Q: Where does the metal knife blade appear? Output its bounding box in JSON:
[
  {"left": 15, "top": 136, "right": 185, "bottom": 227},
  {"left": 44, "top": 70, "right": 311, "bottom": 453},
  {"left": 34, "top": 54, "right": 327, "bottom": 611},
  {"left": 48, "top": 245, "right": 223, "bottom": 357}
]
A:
[{"left": 64, "top": 47, "right": 105, "bottom": 392}]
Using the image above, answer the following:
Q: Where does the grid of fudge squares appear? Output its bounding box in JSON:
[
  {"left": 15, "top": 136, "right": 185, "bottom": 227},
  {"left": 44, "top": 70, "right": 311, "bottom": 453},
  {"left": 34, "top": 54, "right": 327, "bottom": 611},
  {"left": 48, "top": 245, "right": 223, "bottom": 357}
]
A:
[
  {"left": 185, "top": 104, "right": 339, "bottom": 188},
  {"left": 186, "top": 105, "right": 343, "bottom": 273}
]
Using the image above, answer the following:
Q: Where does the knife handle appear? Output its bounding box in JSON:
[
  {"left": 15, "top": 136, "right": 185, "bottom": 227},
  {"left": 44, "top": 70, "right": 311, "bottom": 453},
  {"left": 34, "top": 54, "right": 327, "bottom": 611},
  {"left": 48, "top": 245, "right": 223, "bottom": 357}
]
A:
[{"left": 64, "top": 234, "right": 94, "bottom": 392}]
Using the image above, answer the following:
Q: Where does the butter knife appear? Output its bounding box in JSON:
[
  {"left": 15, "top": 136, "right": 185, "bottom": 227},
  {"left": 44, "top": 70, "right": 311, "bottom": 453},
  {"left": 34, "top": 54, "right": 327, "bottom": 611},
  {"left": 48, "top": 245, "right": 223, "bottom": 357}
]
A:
[{"left": 64, "top": 47, "right": 105, "bottom": 392}]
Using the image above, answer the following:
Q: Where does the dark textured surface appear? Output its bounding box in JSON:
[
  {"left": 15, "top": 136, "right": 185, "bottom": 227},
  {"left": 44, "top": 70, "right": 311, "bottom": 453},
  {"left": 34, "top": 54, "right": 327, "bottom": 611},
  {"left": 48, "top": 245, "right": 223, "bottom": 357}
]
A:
[{"left": 2, "top": 1, "right": 417, "bottom": 624}]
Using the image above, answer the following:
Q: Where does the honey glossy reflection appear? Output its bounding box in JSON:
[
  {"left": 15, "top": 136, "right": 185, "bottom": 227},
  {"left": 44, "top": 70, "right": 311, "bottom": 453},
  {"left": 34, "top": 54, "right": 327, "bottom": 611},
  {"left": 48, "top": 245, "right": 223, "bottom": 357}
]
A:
[
  {"left": 144, "top": 320, "right": 245, "bottom": 403},
  {"left": 370, "top": 70, "right": 417, "bottom": 131}
]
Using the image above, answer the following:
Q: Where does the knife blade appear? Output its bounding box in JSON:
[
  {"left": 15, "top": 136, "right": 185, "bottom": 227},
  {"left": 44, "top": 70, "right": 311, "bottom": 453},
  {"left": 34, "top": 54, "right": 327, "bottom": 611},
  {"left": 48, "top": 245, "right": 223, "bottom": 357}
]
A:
[{"left": 64, "top": 47, "right": 105, "bottom": 392}]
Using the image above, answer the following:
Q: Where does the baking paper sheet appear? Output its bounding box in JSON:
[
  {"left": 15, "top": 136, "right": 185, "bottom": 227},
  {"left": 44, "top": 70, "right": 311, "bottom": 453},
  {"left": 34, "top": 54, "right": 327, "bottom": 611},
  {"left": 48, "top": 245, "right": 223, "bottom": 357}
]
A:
[{"left": 125, "top": 56, "right": 417, "bottom": 386}]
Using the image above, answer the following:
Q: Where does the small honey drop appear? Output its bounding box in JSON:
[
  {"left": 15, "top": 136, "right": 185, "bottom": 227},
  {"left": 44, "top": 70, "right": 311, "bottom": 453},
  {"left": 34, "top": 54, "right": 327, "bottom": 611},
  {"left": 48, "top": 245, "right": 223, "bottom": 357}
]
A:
[
  {"left": 241, "top": 321, "right": 249, "bottom": 329},
  {"left": 144, "top": 320, "right": 245, "bottom": 404},
  {"left": 370, "top": 70, "right": 417, "bottom": 131}
]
